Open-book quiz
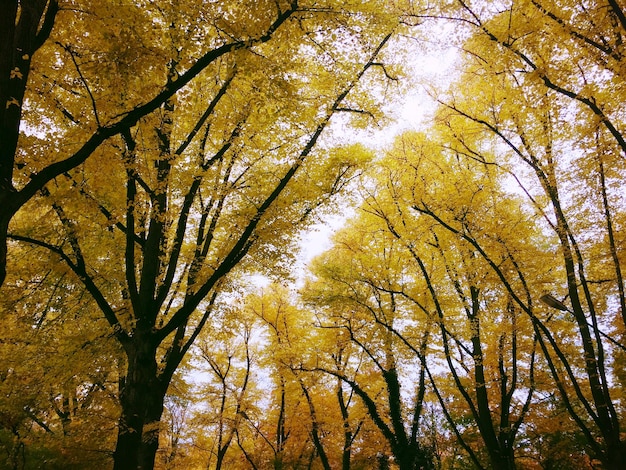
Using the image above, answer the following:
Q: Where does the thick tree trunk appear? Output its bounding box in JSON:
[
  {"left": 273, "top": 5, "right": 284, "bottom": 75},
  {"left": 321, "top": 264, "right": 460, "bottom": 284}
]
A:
[
  {"left": 394, "top": 450, "right": 416, "bottom": 470},
  {"left": 393, "top": 445, "right": 435, "bottom": 470},
  {"left": 113, "top": 337, "right": 164, "bottom": 470},
  {"left": 137, "top": 390, "right": 167, "bottom": 470},
  {"left": 604, "top": 439, "right": 626, "bottom": 470},
  {"left": 0, "top": 0, "right": 58, "bottom": 288},
  {"left": 487, "top": 449, "right": 516, "bottom": 470}
]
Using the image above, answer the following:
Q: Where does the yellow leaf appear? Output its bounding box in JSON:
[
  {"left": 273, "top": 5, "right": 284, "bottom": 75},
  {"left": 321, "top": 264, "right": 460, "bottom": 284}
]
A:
[{"left": 10, "top": 67, "right": 23, "bottom": 80}]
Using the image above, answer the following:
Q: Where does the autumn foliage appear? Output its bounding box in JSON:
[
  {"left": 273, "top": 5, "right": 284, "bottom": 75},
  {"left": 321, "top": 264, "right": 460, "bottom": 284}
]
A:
[{"left": 1, "top": 0, "right": 626, "bottom": 469}]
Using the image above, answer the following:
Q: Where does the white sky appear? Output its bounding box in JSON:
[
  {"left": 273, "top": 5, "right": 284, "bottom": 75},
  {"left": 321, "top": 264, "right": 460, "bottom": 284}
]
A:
[{"left": 296, "top": 33, "right": 461, "bottom": 271}]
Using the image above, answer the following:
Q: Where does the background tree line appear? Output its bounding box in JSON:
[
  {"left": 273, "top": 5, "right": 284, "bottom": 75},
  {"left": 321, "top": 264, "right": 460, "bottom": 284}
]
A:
[{"left": 1, "top": 0, "right": 625, "bottom": 469}]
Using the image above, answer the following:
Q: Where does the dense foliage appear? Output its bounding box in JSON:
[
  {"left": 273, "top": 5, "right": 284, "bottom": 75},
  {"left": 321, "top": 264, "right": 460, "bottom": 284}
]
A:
[{"left": 1, "top": 0, "right": 625, "bottom": 469}]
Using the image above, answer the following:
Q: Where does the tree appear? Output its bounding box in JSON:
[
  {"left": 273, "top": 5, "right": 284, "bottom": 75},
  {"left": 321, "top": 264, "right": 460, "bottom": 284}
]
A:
[
  {"left": 364, "top": 132, "right": 557, "bottom": 469},
  {"left": 240, "top": 283, "right": 387, "bottom": 470},
  {"left": 191, "top": 301, "right": 260, "bottom": 470},
  {"left": 6, "top": 2, "right": 398, "bottom": 468},
  {"left": 425, "top": 2, "right": 626, "bottom": 463},
  {"left": 303, "top": 207, "right": 439, "bottom": 470}
]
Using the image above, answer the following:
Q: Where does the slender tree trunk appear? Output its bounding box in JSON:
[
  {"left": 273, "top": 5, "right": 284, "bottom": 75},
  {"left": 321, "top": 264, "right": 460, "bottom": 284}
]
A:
[
  {"left": 215, "top": 445, "right": 228, "bottom": 470},
  {"left": 274, "top": 378, "right": 287, "bottom": 470},
  {"left": 300, "top": 380, "right": 331, "bottom": 470},
  {"left": 0, "top": 213, "right": 10, "bottom": 287},
  {"left": 336, "top": 378, "right": 352, "bottom": 470}
]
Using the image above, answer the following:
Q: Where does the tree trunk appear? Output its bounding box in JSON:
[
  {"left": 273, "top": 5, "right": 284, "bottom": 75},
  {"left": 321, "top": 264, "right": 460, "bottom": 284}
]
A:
[
  {"left": 336, "top": 378, "right": 352, "bottom": 470},
  {"left": 0, "top": 213, "right": 10, "bottom": 287},
  {"left": 113, "top": 337, "right": 163, "bottom": 470},
  {"left": 0, "top": 0, "right": 58, "bottom": 288},
  {"left": 215, "top": 445, "right": 228, "bottom": 470},
  {"left": 137, "top": 386, "right": 167, "bottom": 470},
  {"left": 488, "top": 449, "right": 516, "bottom": 470},
  {"left": 604, "top": 439, "right": 626, "bottom": 470}
]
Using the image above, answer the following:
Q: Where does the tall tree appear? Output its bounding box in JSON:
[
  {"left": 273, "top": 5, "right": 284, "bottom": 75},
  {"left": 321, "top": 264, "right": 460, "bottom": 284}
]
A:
[
  {"left": 7, "top": 2, "right": 398, "bottom": 468},
  {"left": 303, "top": 209, "right": 438, "bottom": 470},
  {"left": 303, "top": 128, "right": 578, "bottom": 468},
  {"left": 365, "top": 132, "right": 550, "bottom": 469},
  {"left": 421, "top": 1, "right": 626, "bottom": 464}
]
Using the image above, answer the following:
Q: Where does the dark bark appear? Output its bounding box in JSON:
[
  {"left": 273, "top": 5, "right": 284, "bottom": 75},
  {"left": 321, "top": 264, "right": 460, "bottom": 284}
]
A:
[
  {"left": 607, "top": 0, "right": 626, "bottom": 35},
  {"left": 113, "top": 336, "right": 162, "bottom": 470},
  {"left": 1, "top": 0, "right": 55, "bottom": 190},
  {"left": 137, "top": 388, "right": 167, "bottom": 470},
  {"left": 0, "top": 213, "right": 10, "bottom": 290},
  {"left": 0, "top": 0, "right": 57, "bottom": 286},
  {"left": 274, "top": 378, "right": 287, "bottom": 470},
  {"left": 300, "top": 382, "right": 332, "bottom": 470},
  {"left": 385, "top": 367, "right": 433, "bottom": 470},
  {"left": 336, "top": 378, "right": 353, "bottom": 470}
]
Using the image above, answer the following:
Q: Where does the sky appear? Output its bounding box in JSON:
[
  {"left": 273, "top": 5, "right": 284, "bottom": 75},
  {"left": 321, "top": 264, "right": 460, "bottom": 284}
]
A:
[{"left": 296, "top": 26, "right": 461, "bottom": 272}]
